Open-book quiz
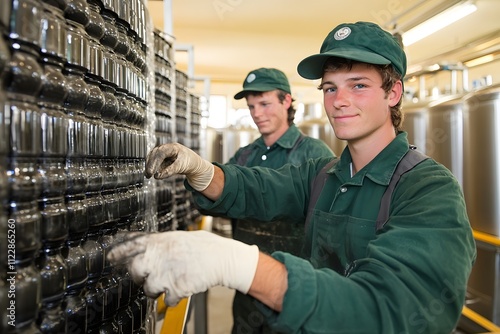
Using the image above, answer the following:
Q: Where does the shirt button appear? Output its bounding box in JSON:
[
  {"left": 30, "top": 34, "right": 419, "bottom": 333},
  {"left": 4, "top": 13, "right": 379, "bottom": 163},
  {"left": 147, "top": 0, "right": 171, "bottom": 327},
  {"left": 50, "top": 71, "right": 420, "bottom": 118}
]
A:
[
  {"left": 261, "top": 155, "right": 267, "bottom": 161},
  {"left": 340, "top": 186, "right": 347, "bottom": 193}
]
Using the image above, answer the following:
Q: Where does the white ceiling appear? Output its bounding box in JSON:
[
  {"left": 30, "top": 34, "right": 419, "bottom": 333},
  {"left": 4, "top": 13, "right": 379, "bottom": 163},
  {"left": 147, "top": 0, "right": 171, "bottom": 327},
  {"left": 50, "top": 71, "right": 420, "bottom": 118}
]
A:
[{"left": 146, "top": 0, "right": 500, "bottom": 106}]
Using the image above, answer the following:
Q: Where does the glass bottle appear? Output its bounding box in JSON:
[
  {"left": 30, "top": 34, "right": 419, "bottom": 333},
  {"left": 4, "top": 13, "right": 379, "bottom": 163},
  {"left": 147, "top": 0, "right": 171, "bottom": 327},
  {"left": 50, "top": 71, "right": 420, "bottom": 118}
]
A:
[
  {"left": 98, "top": 225, "right": 120, "bottom": 323},
  {"left": 100, "top": 10, "right": 119, "bottom": 50},
  {"left": 37, "top": 300, "right": 66, "bottom": 333},
  {"left": 8, "top": 201, "right": 41, "bottom": 262},
  {"left": 82, "top": 229, "right": 104, "bottom": 332},
  {"left": 64, "top": 288, "right": 87, "bottom": 334},
  {"left": 100, "top": 81, "right": 119, "bottom": 124},
  {"left": 114, "top": 19, "right": 130, "bottom": 58},
  {"left": 38, "top": 196, "right": 68, "bottom": 251},
  {"left": 64, "top": 23, "right": 90, "bottom": 197},
  {"left": 5, "top": 46, "right": 43, "bottom": 194},
  {"left": 84, "top": 274, "right": 104, "bottom": 333},
  {"left": 41, "top": 0, "right": 67, "bottom": 11},
  {"left": 86, "top": 0, "right": 105, "bottom": 41},
  {"left": 64, "top": 0, "right": 90, "bottom": 27},
  {"left": 63, "top": 193, "right": 88, "bottom": 334},
  {"left": 36, "top": 247, "right": 67, "bottom": 303},
  {"left": 62, "top": 217, "right": 88, "bottom": 290},
  {"left": 8, "top": 0, "right": 43, "bottom": 49},
  {"left": 14, "top": 259, "right": 42, "bottom": 330}
]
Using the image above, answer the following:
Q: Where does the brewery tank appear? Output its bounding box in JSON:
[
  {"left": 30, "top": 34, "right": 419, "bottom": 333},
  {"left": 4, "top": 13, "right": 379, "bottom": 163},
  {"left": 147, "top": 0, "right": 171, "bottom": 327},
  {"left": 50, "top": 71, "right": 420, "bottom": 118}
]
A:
[
  {"left": 224, "top": 125, "right": 260, "bottom": 159},
  {"left": 426, "top": 94, "right": 464, "bottom": 185},
  {"left": 463, "top": 83, "right": 500, "bottom": 236},
  {"left": 402, "top": 100, "right": 429, "bottom": 154},
  {"left": 297, "top": 103, "right": 346, "bottom": 156},
  {"left": 298, "top": 117, "right": 346, "bottom": 156}
]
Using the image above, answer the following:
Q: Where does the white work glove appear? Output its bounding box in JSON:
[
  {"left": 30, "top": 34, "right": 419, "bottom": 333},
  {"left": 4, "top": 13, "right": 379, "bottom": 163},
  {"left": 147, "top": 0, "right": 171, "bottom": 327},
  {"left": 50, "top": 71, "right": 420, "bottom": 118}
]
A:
[
  {"left": 107, "top": 230, "right": 260, "bottom": 306},
  {"left": 145, "top": 143, "right": 215, "bottom": 191}
]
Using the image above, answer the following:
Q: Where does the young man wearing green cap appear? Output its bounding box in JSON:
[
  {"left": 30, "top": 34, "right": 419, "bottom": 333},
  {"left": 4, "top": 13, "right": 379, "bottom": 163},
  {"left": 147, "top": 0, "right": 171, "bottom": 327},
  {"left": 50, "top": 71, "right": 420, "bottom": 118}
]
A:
[
  {"left": 109, "top": 21, "right": 476, "bottom": 333},
  {"left": 229, "top": 68, "right": 334, "bottom": 333}
]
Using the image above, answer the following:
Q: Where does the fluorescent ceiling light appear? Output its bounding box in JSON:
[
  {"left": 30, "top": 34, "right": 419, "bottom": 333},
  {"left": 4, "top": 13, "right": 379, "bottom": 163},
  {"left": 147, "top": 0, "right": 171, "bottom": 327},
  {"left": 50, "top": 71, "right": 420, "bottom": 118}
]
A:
[
  {"left": 464, "top": 53, "right": 498, "bottom": 67},
  {"left": 402, "top": 2, "right": 477, "bottom": 46}
]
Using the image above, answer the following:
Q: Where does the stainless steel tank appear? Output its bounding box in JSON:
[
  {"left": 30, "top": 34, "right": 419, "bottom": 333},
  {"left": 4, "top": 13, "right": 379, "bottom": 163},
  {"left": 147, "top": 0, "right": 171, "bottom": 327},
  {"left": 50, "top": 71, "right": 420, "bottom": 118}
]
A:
[
  {"left": 426, "top": 95, "right": 464, "bottom": 185},
  {"left": 297, "top": 103, "right": 346, "bottom": 156},
  {"left": 402, "top": 100, "right": 429, "bottom": 154},
  {"left": 298, "top": 117, "right": 346, "bottom": 156},
  {"left": 462, "top": 83, "right": 500, "bottom": 329},
  {"left": 204, "top": 127, "right": 224, "bottom": 163},
  {"left": 463, "top": 83, "right": 500, "bottom": 236},
  {"left": 223, "top": 125, "right": 260, "bottom": 163}
]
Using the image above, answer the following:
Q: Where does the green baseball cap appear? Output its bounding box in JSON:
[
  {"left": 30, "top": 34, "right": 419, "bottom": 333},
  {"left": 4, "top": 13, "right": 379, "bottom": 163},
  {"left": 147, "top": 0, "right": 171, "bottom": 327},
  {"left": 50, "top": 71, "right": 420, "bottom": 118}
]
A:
[
  {"left": 297, "top": 21, "right": 407, "bottom": 80},
  {"left": 234, "top": 68, "right": 291, "bottom": 100}
]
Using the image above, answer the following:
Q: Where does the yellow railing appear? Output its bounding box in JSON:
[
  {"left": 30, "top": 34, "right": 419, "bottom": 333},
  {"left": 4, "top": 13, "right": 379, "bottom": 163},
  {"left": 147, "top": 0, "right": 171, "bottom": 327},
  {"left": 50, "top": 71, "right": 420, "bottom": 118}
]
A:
[
  {"left": 157, "top": 294, "right": 191, "bottom": 334},
  {"left": 462, "top": 229, "right": 500, "bottom": 333},
  {"left": 462, "top": 306, "right": 500, "bottom": 333},
  {"left": 473, "top": 230, "right": 500, "bottom": 247}
]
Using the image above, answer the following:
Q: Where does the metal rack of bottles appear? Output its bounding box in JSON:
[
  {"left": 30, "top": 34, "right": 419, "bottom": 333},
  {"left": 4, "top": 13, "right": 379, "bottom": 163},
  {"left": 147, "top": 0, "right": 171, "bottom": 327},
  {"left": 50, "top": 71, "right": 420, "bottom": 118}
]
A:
[
  {"left": 0, "top": 0, "right": 205, "bottom": 332},
  {"left": 153, "top": 29, "right": 203, "bottom": 234},
  {"left": 152, "top": 29, "right": 175, "bottom": 233}
]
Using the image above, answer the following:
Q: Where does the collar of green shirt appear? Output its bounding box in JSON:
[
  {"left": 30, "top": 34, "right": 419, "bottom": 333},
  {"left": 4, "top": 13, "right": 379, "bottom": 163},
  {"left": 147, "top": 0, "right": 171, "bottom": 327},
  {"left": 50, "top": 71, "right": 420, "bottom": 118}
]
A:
[
  {"left": 329, "top": 131, "right": 411, "bottom": 187},
  {"left": 255, "top": 124, "right": 302, "bottom": 150}
]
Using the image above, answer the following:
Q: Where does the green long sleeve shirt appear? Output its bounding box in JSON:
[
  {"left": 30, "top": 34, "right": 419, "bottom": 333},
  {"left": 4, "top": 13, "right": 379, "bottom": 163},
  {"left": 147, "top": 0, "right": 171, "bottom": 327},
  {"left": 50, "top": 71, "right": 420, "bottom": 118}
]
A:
[
  {"left": 191, "top": 132, "right": 476, "bottom": 333},
  {"left": 227, "top": 124, "right": 335, "bottom": 168}
]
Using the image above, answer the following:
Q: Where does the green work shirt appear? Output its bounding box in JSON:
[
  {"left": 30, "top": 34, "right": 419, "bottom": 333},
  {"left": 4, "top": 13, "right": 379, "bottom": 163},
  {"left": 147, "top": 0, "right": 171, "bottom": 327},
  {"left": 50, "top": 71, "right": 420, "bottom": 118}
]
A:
[
  {"left": 227, "top": 124, "right": 334, "bottom": 168},
  {"left": 191, "top": 132, "right": 476, "bottom": 333}
]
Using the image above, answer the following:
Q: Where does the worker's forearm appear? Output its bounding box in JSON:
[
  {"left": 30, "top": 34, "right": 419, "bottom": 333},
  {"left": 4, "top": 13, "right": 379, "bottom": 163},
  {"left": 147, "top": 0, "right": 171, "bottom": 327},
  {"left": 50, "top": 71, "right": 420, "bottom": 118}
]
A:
[
  {"left": 200, "top": 165, "right": 225, "bottom": 201},
  {"left": 248, "top": 252, "right": 288, "bottom": 312}
]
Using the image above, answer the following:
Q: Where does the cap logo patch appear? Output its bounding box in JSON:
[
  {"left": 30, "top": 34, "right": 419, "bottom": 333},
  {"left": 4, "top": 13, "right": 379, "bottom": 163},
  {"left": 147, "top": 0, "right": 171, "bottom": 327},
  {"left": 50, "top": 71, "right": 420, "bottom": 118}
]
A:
[
  {"left": 334, "top": 27, "right": 351, "bottom": 40},
  {"left": 247, "top": 73, "right": 256, "bottom": 83}
]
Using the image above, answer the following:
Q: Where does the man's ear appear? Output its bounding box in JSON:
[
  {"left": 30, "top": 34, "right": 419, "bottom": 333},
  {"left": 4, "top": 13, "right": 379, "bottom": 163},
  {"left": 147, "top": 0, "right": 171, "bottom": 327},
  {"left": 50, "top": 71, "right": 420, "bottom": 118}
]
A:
[
  {"left": 389, "top": 80, "right": 403, "bottom": 107},
  {"left": 283, "top": 93, "right": 293, "bottom": 108}
]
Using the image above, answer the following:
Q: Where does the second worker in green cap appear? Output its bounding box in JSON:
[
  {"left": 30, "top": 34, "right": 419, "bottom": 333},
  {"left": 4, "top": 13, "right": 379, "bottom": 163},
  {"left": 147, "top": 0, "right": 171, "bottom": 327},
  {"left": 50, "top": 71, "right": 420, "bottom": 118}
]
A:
[{"left": 229, "top": 68, "right": 334, "bottom": 333}]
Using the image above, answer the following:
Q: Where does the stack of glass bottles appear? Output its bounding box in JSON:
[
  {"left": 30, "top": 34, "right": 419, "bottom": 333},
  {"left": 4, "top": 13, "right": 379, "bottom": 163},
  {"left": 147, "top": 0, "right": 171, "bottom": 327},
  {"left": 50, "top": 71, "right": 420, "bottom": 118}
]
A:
[
  {"left": 152, "top": 30, "right": 175, "bottom": 233},
  {"left": 0, "top": 0, "right": 155, "bottom": 332}
]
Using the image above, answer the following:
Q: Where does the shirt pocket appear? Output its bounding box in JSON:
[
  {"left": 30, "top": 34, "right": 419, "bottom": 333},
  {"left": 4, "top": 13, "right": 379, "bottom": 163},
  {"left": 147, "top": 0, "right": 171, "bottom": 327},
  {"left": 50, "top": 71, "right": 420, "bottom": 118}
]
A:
[{"left": 307, "top": 209, "right": 376, "bottom": 274}]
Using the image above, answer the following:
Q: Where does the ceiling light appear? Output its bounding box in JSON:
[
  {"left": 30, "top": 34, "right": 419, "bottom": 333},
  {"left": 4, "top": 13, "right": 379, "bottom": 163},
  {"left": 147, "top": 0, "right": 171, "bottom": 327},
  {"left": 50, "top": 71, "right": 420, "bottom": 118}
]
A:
[
  {"left": 402, "top": 1, "right": 477, "bottom": 46},
  {"left": 464, "top": 53, "right": 499, "bottom": 67}
]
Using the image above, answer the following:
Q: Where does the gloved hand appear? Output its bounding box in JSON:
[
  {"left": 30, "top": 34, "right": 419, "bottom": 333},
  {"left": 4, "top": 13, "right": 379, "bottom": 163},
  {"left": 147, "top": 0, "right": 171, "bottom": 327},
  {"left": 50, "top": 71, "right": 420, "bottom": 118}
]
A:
[
  {"left": 145, "top": 143, "right": 214, "bottom": 191},
  {"left": 107, "top": 230, "right": 260, "bottom": 306}
]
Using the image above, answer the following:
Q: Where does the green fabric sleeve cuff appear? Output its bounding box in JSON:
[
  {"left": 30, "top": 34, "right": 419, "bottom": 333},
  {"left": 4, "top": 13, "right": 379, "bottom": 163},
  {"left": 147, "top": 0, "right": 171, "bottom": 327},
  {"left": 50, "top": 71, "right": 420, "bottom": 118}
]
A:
[{"left": 265, "top": 251, "right": 318, "bottom": 332}]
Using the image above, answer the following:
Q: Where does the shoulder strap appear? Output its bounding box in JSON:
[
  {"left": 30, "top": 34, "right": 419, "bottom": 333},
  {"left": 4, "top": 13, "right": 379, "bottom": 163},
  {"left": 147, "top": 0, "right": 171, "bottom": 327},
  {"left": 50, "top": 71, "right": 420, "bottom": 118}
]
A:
[
  {"left": 235, "top": 147, "right": 253, "bottom": 165},
  {"left": 375, "top": 146, "right": 429, "bottom": 231},
  {"left": 305, "top": 146, "right": 429, "bottom": 232},
  {"left": 287, "top": 133, "right": 305, "bottom": 157},
  {"left": 304, "top": 158, "right": 339, "bottom": 231}
]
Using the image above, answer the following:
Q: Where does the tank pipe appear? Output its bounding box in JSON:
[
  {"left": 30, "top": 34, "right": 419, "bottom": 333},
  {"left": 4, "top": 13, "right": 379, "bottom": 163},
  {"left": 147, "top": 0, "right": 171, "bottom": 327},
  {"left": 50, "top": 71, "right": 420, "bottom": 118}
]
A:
[
  {"left": 193, "top": 76, "right": 212, "bottom": 105},
  {"left": 462, "top": 68, "right": 469, "bottom": 92},
  {"left": 419, "top": 76, "right": 426, "bottom": 100},
  {"left": 175, "top": 44, "right": 195, "bottom": 84},
  {"left": 451, "top": 70, "right": 457, "bottom": 95},
  {"left": 163, "top": 0, "right": 173, "bottom": 36},
  {"left": 383, "top": 0, "right": 429, "bottom": 29},
  {"left": 174, "top": 45, "right": 212, "bottom": 103}
]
